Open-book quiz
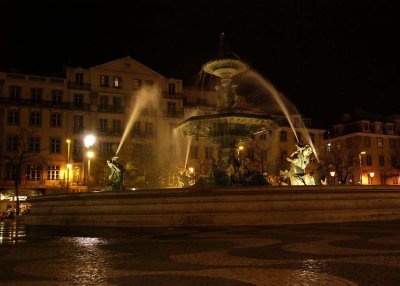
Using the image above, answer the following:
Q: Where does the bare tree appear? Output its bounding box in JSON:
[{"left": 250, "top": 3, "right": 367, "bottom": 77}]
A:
[
  {"left": 380, "top": 148, "right": 400, "bottom": 185},
  {"left": 319, "top": 146, "right": 357, "bottom": 184},
  {"left": 0, "top": 127, "right": 46, "bottom": 215}
]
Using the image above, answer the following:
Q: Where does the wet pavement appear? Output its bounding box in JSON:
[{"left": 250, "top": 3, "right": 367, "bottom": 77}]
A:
[{"left": 1, "top": 220, "right": 400, "bottom": 285}]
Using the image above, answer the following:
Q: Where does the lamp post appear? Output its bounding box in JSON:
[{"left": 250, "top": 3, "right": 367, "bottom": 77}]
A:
[
  {"left": 87, "top": 150, "right": 94, "bottom": 191},
  {"left": 330, "top": 171, "right": 336, "bottom": 185},
  {"left": 369, "top": 171, "right": 375, "bottom": 185},
  {"left": 66, "top": 139, "right": 71, "bottom": 193},
  {"left": 84, "top": 134, "right": 96, "bottom": 191},
  {"left": 359, "top": 151, "right": 366, "bottom": 184}
]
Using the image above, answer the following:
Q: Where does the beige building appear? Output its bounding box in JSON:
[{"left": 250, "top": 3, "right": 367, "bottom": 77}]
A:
[
  {"left": 0, "top": 57, "right": 184, "bottom": 203},
  {"left": 323, "top": 113, "right": 400, "bottom": 185}
]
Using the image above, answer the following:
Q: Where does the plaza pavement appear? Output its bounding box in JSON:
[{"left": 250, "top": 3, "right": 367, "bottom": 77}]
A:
[{"left": 1, "top": 220, "right": 400, "bottom": 285}]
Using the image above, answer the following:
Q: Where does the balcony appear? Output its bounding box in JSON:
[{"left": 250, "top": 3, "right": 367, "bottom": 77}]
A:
[
  {"left": 97, "top": 105, "right": 124, "bottom": 113},
  {"left": 162, "top": 92, "right": 183, "bottom": 100},
  {"left": 97, "top": 128, "right": 123, "bottom": 137},
  {"left": 0, "top": 97, "right": 90, "bottom": 110},
  {"left": 68, "top": 81, "right": 91, "bottom": 90},
  {"left": 6, "top": 73, "right": 65, "bottom": 84}
]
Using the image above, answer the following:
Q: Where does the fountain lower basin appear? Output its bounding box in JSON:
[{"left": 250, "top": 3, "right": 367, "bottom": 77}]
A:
[{"left": 25, "top": 186, "right": 400, "bottom": 228}]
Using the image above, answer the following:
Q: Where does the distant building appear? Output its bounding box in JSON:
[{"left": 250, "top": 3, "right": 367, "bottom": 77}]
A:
[{"left": 324, "top": 112, "right": 400, "bottom": 185}]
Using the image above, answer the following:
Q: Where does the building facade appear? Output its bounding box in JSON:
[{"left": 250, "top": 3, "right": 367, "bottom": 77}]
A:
[{"left": 324, "top": 113, "right": 400, "bottom": 185}]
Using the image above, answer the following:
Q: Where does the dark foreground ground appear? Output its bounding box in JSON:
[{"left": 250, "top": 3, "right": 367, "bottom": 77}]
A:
[{"left": 1, "top": 220, "right": 400, "bottom": 285}]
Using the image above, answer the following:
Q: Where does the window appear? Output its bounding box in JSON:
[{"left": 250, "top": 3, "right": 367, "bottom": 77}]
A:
[
  {"left": 26, "top": 165, "right": 42, "bottom": 181},
  {"left": 393, "top": 177, "right": 399, "bottom": 185},
  {"left": 145, "top": 80, "right": 154, "bottom": 86},
  {"left": 51, "top": 113, "right": 62, "bottom": 127},
  {"left": 50, "top": 138, "right": 61, "bottom": 153},
  {"left": 205, "top": 147, "right": 213, "bottom": 159},
  {"left": 310, "top": 133, "right": 315, "bottom": 143},
  {"left": 260, "top": 134, "right": 267, "bottom": 140},
  {"left": 99, "top": 119, "right": 108, "bottom": 132},
  {"left": 74, "top": 115, "right": 84, "bottom": 129},
  {"left": 74, "top": 93, "right": 84, "bottom": 107},
  {"left": 190, "top": 146, "right": 198, "bottom": 159},
  {"left": 133, "top": 122, "right": 141, "bottom": 136},
  {"left": 335, "top": 141, "right": 341, "bottom": 150},
  {"left": 280, "top": 131, "right": 287, "bottom": 142},
  {"left": 28, "top": 137, "right": 41, "bottom": 153},
  {"left": 99, "top": 142, "right": 114, "bottom": 156},
  {"left": 391, "top": 157, "right": 397, "bottom": 168},
  {"left": 99, "top": 96, "right": 108, "bottom": 110},
  {"left": 52, "top": 90, "right": 63, "bottom": 105},
  {"left": 73, "top": 140, "right": 83, "bottom": 162},
  {"left": 133, "top": 79, "right": 141, "bottom": 89},
  {"left": 9, "top": 86, "right": 21, "bottom": 101},
  {"left": 7, "top": 136, "right": 19, "bottom": 152},
  {"left": 379, "top": 155, "right": 385, "bottom": 167},
  {"left": 377, "top": 137, "right": 383, "bottom": 148},
  {"left": 75, "top": 73, "right": 84, "bottom": 85},
  {"left": 112, "top": 97, "right": 122, "bottom": 112},
  {"left": 47, "top": 165, "right": 60, "bottom": 180},
  {"left": 363, "top": 122, "right": 370, "bottom": 131},
  {"left": 387, "top": 124, "right": 394, "bottom": 133},
  {"left": 100, "top": 75, "right": 109, "bottom": 87},
  {"left": 8, "top": 110, "right": 19, "bottom": 125},
  {"left": 347, "top": 155, "right": 353, "bottom": 166},
  {"left": 144, "top": 122, "right": 154, "bottom": 136},
  {"left": 30, "top": 111, "right": 41, "bottom": 126},
  {"left": 31, "top": 88, "right": 42, "bottom": 102},
  {"left": 113, "top": 76, "right": 122, "bottom": 88},
  {"left": 389, "top": 138, "right": 396, "bottom": 149},
  {"left": 143, "top": 145, "right": 153, "bottom": 156},
  {"left": 168, "top": 83, "right": 176, "bottom": 95},
  {"left": 346, "top": 138, "right": 352, "bottom": 149},
  {"left": 366, "top": 155, "right": 372, "bottom": 166},
  {"left": 363, "top": 136, "right": 371, "bottom": 147},
  {"left": 167, "top": 102, "right": 177, "bottom": 116},
  {"left": 112, "top": 120, "right": 122, "bottom": 133}
]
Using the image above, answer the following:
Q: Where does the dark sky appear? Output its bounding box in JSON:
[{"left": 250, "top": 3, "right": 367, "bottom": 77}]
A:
[{"left": 1, "top": 0, "right": 399, "bottom": 127}]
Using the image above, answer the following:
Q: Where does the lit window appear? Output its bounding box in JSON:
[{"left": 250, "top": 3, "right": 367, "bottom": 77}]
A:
[
  {"left": 377, "top": 137, "right": 383, "bottom": 148},
  {"left": 26, "top": 165, "right": 42, "bottom": 181},
  {"left": 47, "top": 165, "right": 60, "bottom": 180},
  {"left": 114, "top": 76, "right": 122, "bottom": 88}
]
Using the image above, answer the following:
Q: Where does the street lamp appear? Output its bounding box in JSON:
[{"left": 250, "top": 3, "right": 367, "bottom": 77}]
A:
[
  {"left": 87, "top": 150, "right": 94, "bottom": 191},
  {"left": 369, "top": 171, "right": 375, "bottom": 185},
  {"left": 66, "top": 139, "right": 71, "bottom": 193},
  {"left": 84, "top": 134, "right": 96, "bottom": 191},
  {"left": 330, "top": 171, "right": 336, "bottom": 185},
  {"left": 359, "top": 151, "right": 366, "bottom": 184}
]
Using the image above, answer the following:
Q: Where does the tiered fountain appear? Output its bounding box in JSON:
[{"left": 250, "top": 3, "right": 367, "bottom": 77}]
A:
[
  {"left": 25, "top": 35, "right": 400, "bottom": 228},
  {"left": 176, "top": 34, "right": 277, "bottom": 185}
]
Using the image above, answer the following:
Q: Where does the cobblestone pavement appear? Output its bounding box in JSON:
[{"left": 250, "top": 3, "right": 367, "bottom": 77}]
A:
[{"left": 1, "top": 220, "right": 400, "bottom": 285}]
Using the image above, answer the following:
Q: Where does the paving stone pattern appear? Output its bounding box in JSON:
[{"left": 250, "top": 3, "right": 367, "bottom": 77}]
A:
[{"left": 1, "top": 220, "right": 400, "bottom": 285}]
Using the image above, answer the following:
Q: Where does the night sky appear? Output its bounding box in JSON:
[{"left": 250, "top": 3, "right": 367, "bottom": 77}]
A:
[{"left": 1, "top": 0, "right": 399, "bottom": 127}]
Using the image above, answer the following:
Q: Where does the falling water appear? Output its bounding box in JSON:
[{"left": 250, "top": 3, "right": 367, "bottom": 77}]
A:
[
  {"left": 184, "top": 136, "right": 192, "bottom": 170},
  {"left": 115, "top": 85, "right": 160, "bottom": 155},
  {"left": 243, "top": 70, "right": 319, "bottom": 162}
]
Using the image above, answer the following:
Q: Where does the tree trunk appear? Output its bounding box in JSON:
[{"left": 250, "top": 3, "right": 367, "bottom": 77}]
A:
[{"left": 15, "top": 168, "right": 20, "bottom": 216}]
